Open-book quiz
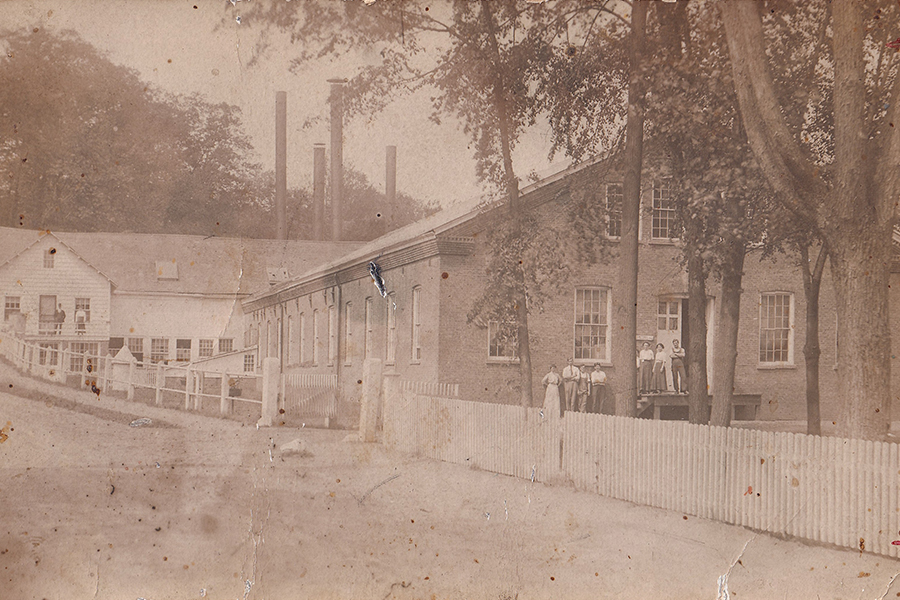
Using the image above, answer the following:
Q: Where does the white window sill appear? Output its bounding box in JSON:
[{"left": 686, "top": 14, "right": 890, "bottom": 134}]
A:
[
  {"left": 757, "top": 363, "right": 796, "bottom": 370},
  {"left": 487, "top": 357, "right": 519, "bottom": 365},
  {"left": 575, "top": 360, "right": 612, "bottom": 368}
]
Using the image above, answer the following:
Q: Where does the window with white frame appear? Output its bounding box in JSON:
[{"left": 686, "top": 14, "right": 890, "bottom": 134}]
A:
[
  {"left": 364, "top": 297, "right": 373, "bottom": 359},
  {"left": 313, "top": 310, "right": 320, "bottom": 365},
  {"left": 411, "top": 286, "right": 422, "bottom": 362},
  {"left": 75, "top": 298, "right": 91, "bottom": 322},
  {"left": 385, "top": 293, "right": 397, "bottom": 365},
  {"left": 651, "top": 180, "right": 677, "bottom": 240},
  {"left": 43, "top": 248, "right": 55, "bottom": 268},
  {"left": 127, "top": 337, "right": 144, "bottom": 362},
  {"left": 759, "top": 292, "right": 794, "bottom": 365},
  {"left": 244, "top": 353, "right": 255, "bottom": 372},
  {"left": 327, "top": 305, "right": 336, "bottom": 365},
  {"left": 4, "top": 296, "right": 20, "bottom": 321},
  {"left": 488, "top": 320, "right": 518, "bottom": 361},
  {"left": 176, "top": 338, "right": 191, "bottom": 362},
  {"left": 150, "top": 338, "right": 169, "bottom": 363},
  {"left": 343, "top": 302, "right": 352, "bottom": 365},
  {"left": 198, "top": 339, "right": 214, "bottom": 358},
  {"left": 299, "top": 313, "right": 307, "bottom": 364},
  {"left": 218, "top": 338, "right": 233, "bottom": 353},
  {"left": 607, "top": 183, "right": 623, "bottom": 238},
  {"left": 574, "top": 287, "right": 610, "bottom": 362}
]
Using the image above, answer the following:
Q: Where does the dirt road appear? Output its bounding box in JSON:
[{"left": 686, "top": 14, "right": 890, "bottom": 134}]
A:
[{"left": 0, "top": 369, "right": 898, "bottom": 599}]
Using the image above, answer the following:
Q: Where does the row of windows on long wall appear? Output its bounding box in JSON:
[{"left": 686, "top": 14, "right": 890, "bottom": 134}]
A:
[
  {"left": 257, "top": 286, "right": 421, "bottom": 366},
  {"left": 488, "top": 288, "right": 797, "bottom": 367},
  {"left": 108, "top": 337, "right": 234, "bottom": 362}
]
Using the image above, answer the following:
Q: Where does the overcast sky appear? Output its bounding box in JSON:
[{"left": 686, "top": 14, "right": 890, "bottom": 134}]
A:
[{"left": 0, "top": 0, "right": 568, "bottom": 208}]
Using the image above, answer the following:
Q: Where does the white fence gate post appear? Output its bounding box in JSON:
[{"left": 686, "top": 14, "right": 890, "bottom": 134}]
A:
[
  {"left": 258, "top": 357, "right": 280, "bottom": 427},
  {"left": 127, "top": 359, "right": 136, "bottom": 400},
  {"left": 184, "top": 368, "right": 192, "bottom": 410},
  {"left": 381, "top": 371, "right": 400, "bottom": 447},
  {"left": 220, "top": 372, "right": 231, "bottom": 415},
  {"left": 360, "top": 358, "right": 383, "bottom": 443},
  {"left": 155, "top": 363, "right": 164, "bottom": 406}
]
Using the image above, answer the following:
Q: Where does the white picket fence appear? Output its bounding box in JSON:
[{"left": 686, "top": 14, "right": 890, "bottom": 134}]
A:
[
  {"left": 282, "top": 372, "right": 338, "bottom": 417},
  {"left": 399, "top": 380, "right": 460, "bottom": 397},
  {"left": 384, "top": 392, "right": 900, "bottom": 559}
]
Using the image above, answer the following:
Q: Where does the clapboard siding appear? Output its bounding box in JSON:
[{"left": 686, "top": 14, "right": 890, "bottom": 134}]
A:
[{"left": 0, "top": 235, "right": 111, "bottom": 338}]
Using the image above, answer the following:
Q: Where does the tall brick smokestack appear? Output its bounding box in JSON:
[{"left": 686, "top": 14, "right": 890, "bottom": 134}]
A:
[
  {"left": 328, "top": 78, "right": 347, "bottom": 242},
  {"left": 313, "top": 143, "right": 326, "bottom": 241},
  {"left": 275, "top": 91, "right": 287, "bottom": 240}
]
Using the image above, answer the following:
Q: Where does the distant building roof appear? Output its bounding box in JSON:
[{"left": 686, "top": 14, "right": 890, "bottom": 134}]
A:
[{"left": 0, "top": 227, "right": 363, "bottom": 296}]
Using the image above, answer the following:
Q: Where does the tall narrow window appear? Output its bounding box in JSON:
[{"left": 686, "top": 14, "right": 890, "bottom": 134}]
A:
[
  {"left": 127, "top": 337, "right": 144, "bottom": 362},
  {"left": 299, "top": 313, "right": 307, "bottom": 364},
  {"left": 385, "top": 293, "right": 397, "bottom": 365},
  {"left": 313, "top": 309, "right": 320, "bottom": 365},
  {"left": 759, "top": 293, "right": 794, "bottom": 365},
  {"left": 343, "top": 302, "right": 352, "bottom": 365},
  {"left": 574, "top": 287, "right": 610, "bottom": 362},
  {"left": 651, "top": 180, "right": 677, "bottom": 240},
  {"left": 327, "top": 305, "right": 336, "bottom": 365},
  {"left": 43, "top": 248, "right": 55, "bottom": 269},
  {"left": 411, "top": 286, "right": 422, "bottom": 362},
  {"left": 364, "top": 297, "right": 373, "bottom": 359},
  {"left": 606, "top": 183, "right": 623, "bottom": 238},
  {"left": 243, "top": 353, "right": 255, "bottom": 372},
  {"left": 287, "top": 316, "right": 295, "bottom": 364},
  {"left": 488, "top": 320, "right": 517, "bottom": 361}
]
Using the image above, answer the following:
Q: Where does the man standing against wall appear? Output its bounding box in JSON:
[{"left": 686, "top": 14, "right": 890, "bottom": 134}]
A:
[{"left": 562, "top": 358, "right": 580, "bottom": 414}]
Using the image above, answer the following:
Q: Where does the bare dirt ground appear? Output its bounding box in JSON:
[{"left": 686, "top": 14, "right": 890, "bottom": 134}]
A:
[{"left": 1, "top": 363, "right": 899, "bottom": 600}]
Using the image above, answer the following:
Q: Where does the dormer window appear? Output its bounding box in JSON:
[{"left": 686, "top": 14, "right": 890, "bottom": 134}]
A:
[
  {"left": 44, "top": 248, "right": 55, "bottom": 268},
  {"left": 156, "top": 260, "right": 178, "bottom": 281}
]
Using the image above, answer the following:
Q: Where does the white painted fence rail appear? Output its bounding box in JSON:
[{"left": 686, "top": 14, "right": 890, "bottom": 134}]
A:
[{"left": 384, "top": 392, "right": 900, "bottom": 559}]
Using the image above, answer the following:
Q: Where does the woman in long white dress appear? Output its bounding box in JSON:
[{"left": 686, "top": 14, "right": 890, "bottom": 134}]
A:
[{"left": 542, "top": 365, "right": 562, "bottom": 417}]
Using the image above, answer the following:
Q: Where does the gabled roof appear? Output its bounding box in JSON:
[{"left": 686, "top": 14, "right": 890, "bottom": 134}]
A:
[
  {"left": 0, "top": 227, "right": 364, "bottom": 296},
  {"left": 0, "top": 230, "right": 118, "bottom": 286}
]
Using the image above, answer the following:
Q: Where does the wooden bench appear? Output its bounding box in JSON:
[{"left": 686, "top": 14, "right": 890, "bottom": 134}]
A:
[{"left": 639, "top": 393, "right": 761, "bottom": 421}]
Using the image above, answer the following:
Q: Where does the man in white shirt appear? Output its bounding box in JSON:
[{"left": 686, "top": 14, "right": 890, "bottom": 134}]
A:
[
  {"left": 589, "top": 364, "right": 608, "bottom": 413},
  {"left": 562, "top": 358, "right": 581, "bottom": 413}
]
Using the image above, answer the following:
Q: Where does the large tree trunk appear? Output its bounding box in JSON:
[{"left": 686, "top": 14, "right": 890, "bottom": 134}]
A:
[
  {"left": 829, "top": 232, "right": 892, "bottom": 439},
  {"left": 686, "top": 246, "right": 710, "bottom": 424},
  {"left": 481, "top": 0, "right": 532, "bottom": 408},
  {"left": 721, "top": 1, "right": 896, "bottom": 440},
  {"left": 709, "top": 242, "right": 745, "bottom": 427},
  {"left": 613, "top": 0, "right": 646, "bottom": 418},
  {"left": 800, "top": 243, "right": 827, "bottom": 437}
]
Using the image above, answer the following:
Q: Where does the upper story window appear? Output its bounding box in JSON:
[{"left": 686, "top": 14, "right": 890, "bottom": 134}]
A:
[
  {"left": 385, "top": 293, "right": 397, "bottom": 365},
  {"left": 759, "top": 292, "right": 794, "bottom": 366},
  {"left": 607, "top": 183, "right": 623, "bottom": 238},
  {"left": 411, "top": 286, "right": 422, "bottom": 363},
  {"left": 651, "top": 180, "right": 677, "bottom": 240},
  {"left": 75, "top": 298, "right": 90, "bottom": 322},
  {"left": 244, "top": 353, "right": 255, "bottom": 372},
  {"left": 43, "top": 248, "right": 55, "bottom": 268},
  {"left": 4, "top": 296, "right": 20, "bottom": 321},
  {"left": 488, "top": 320, "right": 518, "bottom": 362},
  {"left": 218, "top": 338, "right": 233, "bottom": 354},
  {"left": 574, "top": 287, "right": 611, "bottom": 363}
]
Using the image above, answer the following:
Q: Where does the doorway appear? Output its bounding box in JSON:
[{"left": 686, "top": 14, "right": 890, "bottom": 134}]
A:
[{"left": 656, "top": 296, "right": 716, "bottom": 393}]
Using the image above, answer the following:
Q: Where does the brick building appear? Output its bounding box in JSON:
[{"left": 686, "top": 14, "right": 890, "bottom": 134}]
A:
[
  {"left": 242, "top": 159, "right": 900, "bottom": 424},
  {"left": 0, "top": 227, "right": 360, "bottom": 370}
]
